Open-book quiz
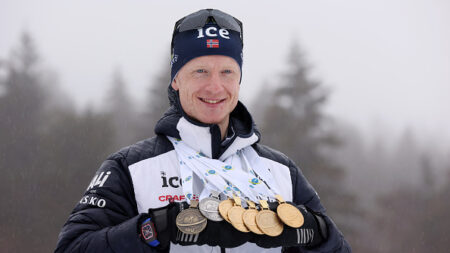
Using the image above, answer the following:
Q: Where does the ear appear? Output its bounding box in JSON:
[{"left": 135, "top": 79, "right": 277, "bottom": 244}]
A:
[{"left": 171, "top": 77, "right": 179, "bottom": 91}]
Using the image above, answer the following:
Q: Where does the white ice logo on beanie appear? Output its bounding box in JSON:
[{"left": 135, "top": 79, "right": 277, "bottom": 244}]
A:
[{"left": 197, "top": 27, "right": 230, "bottom": 39}]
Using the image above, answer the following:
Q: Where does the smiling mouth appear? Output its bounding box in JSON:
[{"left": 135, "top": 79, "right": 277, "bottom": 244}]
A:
[{"left": 199, "top": 98, "right": 226, "bottom": 104}]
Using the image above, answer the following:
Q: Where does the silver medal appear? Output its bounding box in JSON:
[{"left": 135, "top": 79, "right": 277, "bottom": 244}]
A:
[{"left": 199, "top": 194, "right": 223, "bottom": 221}]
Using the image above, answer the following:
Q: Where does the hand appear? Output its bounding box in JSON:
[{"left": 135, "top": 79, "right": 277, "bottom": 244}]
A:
[
  {"left": 251, "top": 203, "right": 327, "bottom": 248},
  {"left": 140, "top": 203, "right": 177, "bottom": 251},
  {"left": 145, "top": 202, "right": 253, "bottom": 249},
  {"left": 171, "top": 202, "right": 253, "bottom": 248}
]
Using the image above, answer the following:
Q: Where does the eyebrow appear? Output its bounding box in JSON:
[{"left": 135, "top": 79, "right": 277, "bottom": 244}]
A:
[{"left": 189, "top": 63, "right": 239, "bottom": 70}]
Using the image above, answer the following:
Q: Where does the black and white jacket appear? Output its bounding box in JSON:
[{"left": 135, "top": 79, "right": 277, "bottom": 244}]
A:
[{"left": 55, "top": 99, "right": 351, "bottom": 253}]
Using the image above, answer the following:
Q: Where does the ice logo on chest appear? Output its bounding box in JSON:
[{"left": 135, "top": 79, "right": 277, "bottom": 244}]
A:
[
  {"left": 158, "top": 171, "right": 185, "bottom": 202},
  {"left": 160, "top": 171, "right": 182, "bottom": 188}
]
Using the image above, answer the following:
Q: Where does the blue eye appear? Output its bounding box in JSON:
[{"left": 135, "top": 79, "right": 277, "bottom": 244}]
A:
[
  {"left": 196, "top": 69, "right": 205, "bottom": 73},
  {"left": 223, "top": 69, "right": 232, "bottom": 74}
]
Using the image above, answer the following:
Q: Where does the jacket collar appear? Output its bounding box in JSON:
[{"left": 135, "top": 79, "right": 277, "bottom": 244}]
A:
[{"left": 154, "top": 101, "right": 260, "bottom": 160}]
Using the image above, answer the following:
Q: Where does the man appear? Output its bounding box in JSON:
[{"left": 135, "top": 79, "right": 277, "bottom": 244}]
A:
[{"left": 55, "top": 9, "right": 351, "bottom": 252}]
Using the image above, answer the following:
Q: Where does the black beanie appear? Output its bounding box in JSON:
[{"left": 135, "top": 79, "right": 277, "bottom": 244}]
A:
[{"left": 170, "top": 23, "right": 243, "bottom": 84}]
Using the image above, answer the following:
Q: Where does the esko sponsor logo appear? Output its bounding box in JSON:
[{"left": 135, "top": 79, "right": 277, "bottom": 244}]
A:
[
  {"left": 87, "top": 171, "right": 111, "bottom": 191},
  {"left": 80, "top": 196, "right": 106, "bottom": 208},
  {"left": 161, "top": 171, "right": 182, "bottom": 188}
]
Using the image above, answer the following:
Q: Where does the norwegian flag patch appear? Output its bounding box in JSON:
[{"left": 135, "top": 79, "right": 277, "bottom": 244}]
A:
[{"left": 206, "top": 39, "right": 219, "bottom": 48}]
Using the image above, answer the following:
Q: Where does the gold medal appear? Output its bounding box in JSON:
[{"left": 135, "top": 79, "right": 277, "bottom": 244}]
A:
[
  {"left": 176, "top": 200, "right": 207, "bottom": 234},
  {"left": 218, "top": 198, "right": 234, "bottom": 223},
  {"left": 255, "top": 199, "right": 284, "bottom": 237},
  {"left": 228, "top": 196, "right": 249, "bottom": 233},
  {"left": 242, "top": 200, "right": 264, "bottom": 235},
  {"left": 275, "top": 195, "right": 304, "bottom": 228}
]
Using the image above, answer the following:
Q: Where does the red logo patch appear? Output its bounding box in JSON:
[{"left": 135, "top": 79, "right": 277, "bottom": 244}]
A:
[{"left": 158, "top": 194, "right": 185, "bottom": 202}]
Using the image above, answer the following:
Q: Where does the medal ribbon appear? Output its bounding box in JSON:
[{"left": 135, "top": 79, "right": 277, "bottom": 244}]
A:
[
  {"left": 168, "top": 137, "right": 280, "bottom": 203},
  {"left": 240, "top": 147, "right": 282, "bottom": 201},
  {"left": 169, "top": 137, "right": 249, "bottom": 202}
]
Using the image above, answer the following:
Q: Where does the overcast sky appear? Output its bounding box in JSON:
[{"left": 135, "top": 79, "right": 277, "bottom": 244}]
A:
[{"left": 1, "top": 0, "right": 449, "bottom": 143}]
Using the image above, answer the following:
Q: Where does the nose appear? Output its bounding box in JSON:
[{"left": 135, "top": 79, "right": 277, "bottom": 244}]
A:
[{"left": 204, "top": 72, "right": 224, "bottom": 93}]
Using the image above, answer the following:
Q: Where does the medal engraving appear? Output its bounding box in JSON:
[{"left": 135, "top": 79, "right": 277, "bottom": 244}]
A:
[
  {"left": 199, "top": 197, "right": 223, "bottom": 222},
  {"left": 275, "top": 195, "right": 304, "bottom": 228},
  {"left": 243, "top": 209, "right": 264, "bottom": 234},
  {"left": 243, "top": 200, "right": 263, "bottom": 235},
  {"left": 228, "top": 196, "right": 249, "bottom": 232},
  {"left": 256, "top": 200, "right": 283, "bottom": 237},
  {"left": 218, "top": 199, "right": 234, "bottom": 223},
  {"left": 228, "top": 206, "right": 249, "bottom": 232},
  {"left": 277, "top": 203, "right": 304, "bottom": 228},
  {"left": 176, "top": 200, "right": 207, "bottom": 234}
]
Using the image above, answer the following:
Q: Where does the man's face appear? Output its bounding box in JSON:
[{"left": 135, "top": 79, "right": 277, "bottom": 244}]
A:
[{"left": 172, "top": 55, "right": 240, "bottom": 127}]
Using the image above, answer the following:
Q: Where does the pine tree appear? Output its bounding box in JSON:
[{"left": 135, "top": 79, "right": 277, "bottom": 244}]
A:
[
  {"left": 103, "top": 68, "right": 137, "bottom": 148},
  {"left": 256, "top": 42, "right": 358, "bottom": 244},
  {"left": 0, "top": 32, "right": 49, "bottom": 251},
  {"left": 136, "top": 60, "right": 170, "bottom": 140},
  {"left": 0, "top": 32, "right": 116, "bottom": 252},
  {"left": 0, "top": 32, "right": 46, "bottom": 169}
]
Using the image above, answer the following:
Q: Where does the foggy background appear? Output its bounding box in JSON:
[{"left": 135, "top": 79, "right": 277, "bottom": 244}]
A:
[{"left": 1, "top": 0, "right": 449, "bottom": 252}]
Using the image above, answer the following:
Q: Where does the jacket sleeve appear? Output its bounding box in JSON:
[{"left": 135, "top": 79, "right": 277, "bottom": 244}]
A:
[
  {"left": 287, "top": 159, "right": 352, "bottom": 253},
  {"left": 55, "top": 153, "right": 156, "bottom": 253}
]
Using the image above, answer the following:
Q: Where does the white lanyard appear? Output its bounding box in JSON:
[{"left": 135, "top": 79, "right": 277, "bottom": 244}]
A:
[
  {"left": 168, "top": 137, "right": 281, "bottom": 203},
  {"left": 169, "top": 137, "right": 247, "bottom": 202},
  {"left": 240, "top": 147, "right": 282, "bottom": 201}
]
